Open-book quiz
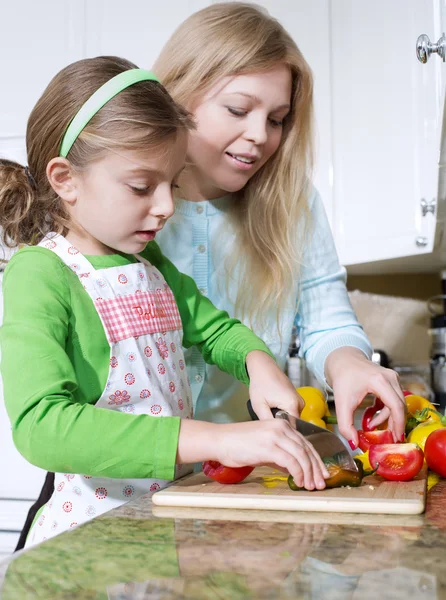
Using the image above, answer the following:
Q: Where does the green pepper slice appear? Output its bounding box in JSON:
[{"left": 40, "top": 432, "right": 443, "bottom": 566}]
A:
[{"left": 287, "top": 457, "right": 377, "bottom": 491}]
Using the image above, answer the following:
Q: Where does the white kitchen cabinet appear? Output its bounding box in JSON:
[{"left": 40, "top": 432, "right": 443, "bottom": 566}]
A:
[{"left": 331, "top": 0, "right": 445, "bottom": 272}]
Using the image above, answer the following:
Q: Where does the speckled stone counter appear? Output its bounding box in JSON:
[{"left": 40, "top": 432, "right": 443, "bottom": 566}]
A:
[{"left": 1, "top": 481, "right": 445, "bottom": 599}]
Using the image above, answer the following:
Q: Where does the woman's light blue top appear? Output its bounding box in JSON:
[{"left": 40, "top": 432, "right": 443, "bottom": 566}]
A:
[{"left": 157, "top": 187, "right": 372, "bottom": 423}]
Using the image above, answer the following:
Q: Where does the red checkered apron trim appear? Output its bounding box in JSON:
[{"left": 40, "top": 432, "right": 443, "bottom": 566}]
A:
[{"left": 95, "top": 289, "right": 182, "bottom": 344}]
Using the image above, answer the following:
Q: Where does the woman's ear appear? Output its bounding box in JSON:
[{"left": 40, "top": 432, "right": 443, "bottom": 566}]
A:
[{"left": 46, "top": 157, "right": 79, "bottom": 204}]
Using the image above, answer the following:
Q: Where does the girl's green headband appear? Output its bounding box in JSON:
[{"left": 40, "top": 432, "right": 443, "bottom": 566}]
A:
[{"left": 59, "top": 69, "right": 160, "bottom": 158}]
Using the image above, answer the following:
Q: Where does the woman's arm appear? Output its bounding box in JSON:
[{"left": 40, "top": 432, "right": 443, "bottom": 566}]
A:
[
  {"left": 295, "top": 187, "right": 373, "bottom": 384},
  {"left": 296, "top": 189, "right": 405, "bottom": 444}
]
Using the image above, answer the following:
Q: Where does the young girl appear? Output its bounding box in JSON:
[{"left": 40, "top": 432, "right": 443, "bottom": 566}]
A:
[
  {"left": 153, "top": 2, "right": 406, "bottom": 445},
  {"left": 0, "top": 56, "right": 329, "bottom": 547}
]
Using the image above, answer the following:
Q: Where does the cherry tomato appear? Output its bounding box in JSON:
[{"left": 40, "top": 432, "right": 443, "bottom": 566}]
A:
[
  {"left": 202, "top": 461, "right": 254, "bottom": 484},
  {"left": 424, "top": 429, "right": 446, "bottom": 477},
  {"left": 402, "top": 389, "right": 413, "bottom": 397},
  {"left": 358, "top": 429, "right": 394, "bottom": 452},
  {"left": 369, "top": 443, "right": 424, "bottom": 481}
]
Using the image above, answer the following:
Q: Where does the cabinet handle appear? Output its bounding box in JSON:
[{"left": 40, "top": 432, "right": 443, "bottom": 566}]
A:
[
  {"left": 421, "top": 198, "right": 437, "bottom": 216},
  {"left": 416, "top": 33, "right": 446, "bottom": 63},
  {"left": 415, "top": 236, "right": 428, "bottom": 247}
]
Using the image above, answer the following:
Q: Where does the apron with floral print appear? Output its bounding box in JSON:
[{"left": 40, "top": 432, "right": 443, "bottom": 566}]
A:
[{"left": 26, "top": 233, "right": 193, "bottom": 547}]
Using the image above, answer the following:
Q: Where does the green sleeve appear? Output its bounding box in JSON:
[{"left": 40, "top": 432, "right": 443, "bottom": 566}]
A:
[
  {"left": 142, "top": 242, "right": 274, "bottom": 385},
  {"left": 0, "top": 249, "right": 179, "bottom": 479}
]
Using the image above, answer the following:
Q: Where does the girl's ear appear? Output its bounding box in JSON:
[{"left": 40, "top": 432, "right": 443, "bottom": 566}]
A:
[{"left": 46, "top": 157, "right": 79, "bottom": 204}]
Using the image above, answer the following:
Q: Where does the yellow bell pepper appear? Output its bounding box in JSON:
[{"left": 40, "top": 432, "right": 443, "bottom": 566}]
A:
[
  {"left": 405, "top": 395, "right": 439, "bottom": 422},
  {"left": 407, "top": 420, "right": 446, "bottom": 451},
  {"left": 297, "top": 386, "right": 337, "bottom": 429}
]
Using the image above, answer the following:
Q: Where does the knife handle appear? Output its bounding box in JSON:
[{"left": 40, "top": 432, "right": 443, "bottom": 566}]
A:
[{"left": 246, "top": 400, "right": 279, "bottom": 420}]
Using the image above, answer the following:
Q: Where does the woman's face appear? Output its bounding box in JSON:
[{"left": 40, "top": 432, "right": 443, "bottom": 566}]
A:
[{"left": 182, "top": 65, "right": 292, "bottom": 200}]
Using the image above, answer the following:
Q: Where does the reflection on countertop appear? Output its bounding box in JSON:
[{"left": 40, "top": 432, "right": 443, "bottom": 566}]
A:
[{"left": 1, "top": 481, "right": 445, "bottom": 599}]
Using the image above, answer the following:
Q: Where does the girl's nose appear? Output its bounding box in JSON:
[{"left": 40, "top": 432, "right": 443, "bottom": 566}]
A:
[{"left": 151, "top": 185, "right": 175, "bottom": 220}]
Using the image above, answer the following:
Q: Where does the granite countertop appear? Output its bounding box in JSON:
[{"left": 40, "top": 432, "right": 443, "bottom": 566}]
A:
[{"left": 0, "top": 479, "right": 445, "bottom": 599}]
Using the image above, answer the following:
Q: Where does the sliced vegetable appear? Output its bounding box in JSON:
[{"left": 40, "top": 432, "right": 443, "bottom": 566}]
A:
[
  {"left": 361, "top": 397, "right": 385, "bottom": 431},
  {"left": 297, "top": 386, "right": 337, "bottom": 429},
  {"left": 202, "top": 461, "right": 254, "bottom": 484},
  {"left": 369, "top": 443, "right": 424, "bottom": 481},
  {"left": 357, "top": 429, "right": 393, "bottom": 452},
  {"left": 287, "top": 456, "right": 377, "bottom": 491},
  {"left": 425, "top": 429, "right": 446, "bottom": 477},
  {"left": 355, "top": 451, "right": 372, "bottom": 471}
]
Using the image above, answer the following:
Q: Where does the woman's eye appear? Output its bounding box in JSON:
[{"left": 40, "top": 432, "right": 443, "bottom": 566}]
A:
[
  {"left": 269, "top": 118, "right": 283, "bottom": 128},
  {"left": 171, "top": 183, "right": 180, "bottom": 190},
  {"left": 227, "top": 106, "right": 247, "bottom": 118}
]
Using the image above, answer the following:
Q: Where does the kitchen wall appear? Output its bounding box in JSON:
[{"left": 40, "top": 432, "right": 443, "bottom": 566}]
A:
[{"left": 346, "top": 272, "right": 435, "bottom": 368}]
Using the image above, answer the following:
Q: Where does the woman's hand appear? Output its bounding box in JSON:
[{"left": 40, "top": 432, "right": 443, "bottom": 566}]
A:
[
  {"left": 324, "top": 347, "right": 406, "bottom": 447},
  {"left": 246, "top": 350, "right": 304, "bottom": 420}
]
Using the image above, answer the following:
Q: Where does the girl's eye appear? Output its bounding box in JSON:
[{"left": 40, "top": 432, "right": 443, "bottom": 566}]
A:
[
  {"left": 129, "top": 185, "right": 150, "bottom": 195},
  {"left": 171, "top": 183, "right": 180, "bottom": 190},
  {"left": 269, "top": 118, "right": 283, "bottom": 128},
  {"left": 227, "top": 107, "right": 247, "bottom": 118}
]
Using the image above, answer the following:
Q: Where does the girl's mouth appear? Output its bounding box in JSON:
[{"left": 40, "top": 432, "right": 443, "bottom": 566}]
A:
[{"left": 135, "top": 230, "right": 156, "bottom": 241}]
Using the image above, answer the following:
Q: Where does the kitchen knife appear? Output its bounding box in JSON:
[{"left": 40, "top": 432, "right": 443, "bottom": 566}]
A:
[{"left": 246, "top": 400, "right": 358, "bottom": 472}]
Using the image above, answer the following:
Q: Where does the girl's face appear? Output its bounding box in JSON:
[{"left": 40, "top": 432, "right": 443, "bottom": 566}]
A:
[
  {"left": 182, "top": 65, "right": 292, "bottom": 200},
  {"left": 66, "top": 135, "right": 186, "bottom": 255}
]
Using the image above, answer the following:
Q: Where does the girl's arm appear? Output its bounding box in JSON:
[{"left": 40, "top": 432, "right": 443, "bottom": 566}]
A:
[{"left": 0, "top": 248, "right": 180, "bottom": 480}]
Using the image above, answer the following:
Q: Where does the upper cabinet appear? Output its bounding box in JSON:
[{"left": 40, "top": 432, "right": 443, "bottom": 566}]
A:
[{"left": 330, "top": 0, "right": 446, "bottom": 273}]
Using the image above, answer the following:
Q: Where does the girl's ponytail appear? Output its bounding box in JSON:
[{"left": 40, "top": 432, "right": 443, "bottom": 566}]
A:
[{"left": 0, "top": 159, "right": 39, "bottom": 248}]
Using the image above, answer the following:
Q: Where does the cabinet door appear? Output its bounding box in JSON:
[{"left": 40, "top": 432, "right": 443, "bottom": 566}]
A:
[
  {"left": 331, "top": 0, "right": 440, "bottom": 267},
  {"left": 84, "top": 0, "right": 209, "bottom": 66}
]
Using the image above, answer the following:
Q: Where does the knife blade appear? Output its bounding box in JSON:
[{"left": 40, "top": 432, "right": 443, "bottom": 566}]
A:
[{"left": 246, "top": 400, "right": 358, "bottom": 472}]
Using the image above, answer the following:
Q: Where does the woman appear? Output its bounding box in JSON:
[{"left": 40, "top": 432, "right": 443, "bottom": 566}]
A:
[{"left": 153, "top": 2, "right": 406, "bottom": 445}]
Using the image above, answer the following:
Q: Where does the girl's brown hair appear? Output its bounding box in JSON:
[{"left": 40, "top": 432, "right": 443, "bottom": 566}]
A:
[
  {"left": 154, "top": 2, "right": 314, "bottom": 329},
  {"left": 0, "top": 56, "right": 194, "bottom": 248}
]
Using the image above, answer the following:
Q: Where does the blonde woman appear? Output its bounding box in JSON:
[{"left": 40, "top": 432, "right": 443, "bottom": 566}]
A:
[{"left": 154, "top": 2, "right": 406, "bottom": 446}]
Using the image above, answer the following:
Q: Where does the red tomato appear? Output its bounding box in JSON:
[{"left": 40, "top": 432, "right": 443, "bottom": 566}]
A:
[
  {"left": 202, "top": 461, "right": 254, "bottom": 484},
  {"left": 402, "top": 389, "right": 413, "bottom": 397},
  {"left": 369, "top": 443, "right": 424, "bottom": 481},
  {"left": 357, "top": 429, "right": 393, "bottom": 452},
  {"left": 424, "top": 429, "right": 446, "bottom": 477}
]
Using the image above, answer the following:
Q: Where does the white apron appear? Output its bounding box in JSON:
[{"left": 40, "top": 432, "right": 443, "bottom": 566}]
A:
[{"left": 26, "top": 234, "right": 193, "bottom": 547}]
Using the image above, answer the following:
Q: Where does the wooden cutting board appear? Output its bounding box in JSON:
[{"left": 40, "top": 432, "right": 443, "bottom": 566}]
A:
[{"left": 152, "top": 466, "right": 427, "bottom": 515}]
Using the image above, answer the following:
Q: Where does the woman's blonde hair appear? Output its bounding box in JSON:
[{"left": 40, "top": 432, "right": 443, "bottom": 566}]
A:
[
  {"left": 154, "top": 2, "right": 314, "bottom": 329},
  {"left": 0, "top": 56, "right": 194, "bottom": 248}
]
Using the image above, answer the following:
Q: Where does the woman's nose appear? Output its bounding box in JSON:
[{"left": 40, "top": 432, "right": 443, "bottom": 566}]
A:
[{"left": 244, "top": 115, "right": 268, "bottom": 145}]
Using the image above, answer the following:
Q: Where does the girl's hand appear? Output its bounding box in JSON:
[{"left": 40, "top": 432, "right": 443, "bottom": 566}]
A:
[
  {"left": 214, "top": 419, "right": 330, "bottom": 490},
  {"left": 246, "top": 350, "right": 304, "bottom": 420},
  {"left": 325, "top": 347, "right": 407, "bottom": 447}
]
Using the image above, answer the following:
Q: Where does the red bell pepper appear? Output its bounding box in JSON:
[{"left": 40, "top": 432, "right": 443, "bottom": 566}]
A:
[{"left": 361, "top": 397, "right": 385, "bottom": 431}]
